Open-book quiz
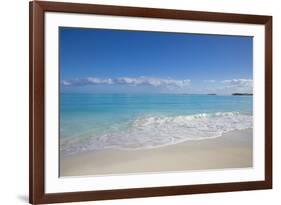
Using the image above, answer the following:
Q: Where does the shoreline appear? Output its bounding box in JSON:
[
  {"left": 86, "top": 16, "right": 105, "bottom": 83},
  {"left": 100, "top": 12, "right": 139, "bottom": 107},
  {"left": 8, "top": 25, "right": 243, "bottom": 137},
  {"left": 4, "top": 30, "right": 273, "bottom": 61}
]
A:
[{"left": 60, "top": 128, "right": 253, "bottom": 177}]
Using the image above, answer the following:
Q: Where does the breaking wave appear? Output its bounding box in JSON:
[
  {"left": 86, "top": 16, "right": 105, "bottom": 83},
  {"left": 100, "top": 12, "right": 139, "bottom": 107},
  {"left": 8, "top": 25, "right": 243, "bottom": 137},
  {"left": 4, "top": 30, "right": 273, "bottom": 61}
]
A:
[{"left": 60, "top": 112, "right": 252, "bottom": 155}]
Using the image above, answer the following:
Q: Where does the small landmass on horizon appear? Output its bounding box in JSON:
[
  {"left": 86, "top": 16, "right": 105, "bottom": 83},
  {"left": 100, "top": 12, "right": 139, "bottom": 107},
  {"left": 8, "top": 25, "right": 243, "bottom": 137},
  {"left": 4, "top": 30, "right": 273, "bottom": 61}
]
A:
[{"left": 232, "top": 93, "right": 253, "bottom": 96}]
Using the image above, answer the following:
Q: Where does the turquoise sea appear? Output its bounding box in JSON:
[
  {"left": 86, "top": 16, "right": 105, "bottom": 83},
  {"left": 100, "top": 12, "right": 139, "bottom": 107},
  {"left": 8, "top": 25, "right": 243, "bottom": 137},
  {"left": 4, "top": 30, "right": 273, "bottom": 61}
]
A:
[{"left": 60, "top": 93, "right": 253, "bottom": 155}]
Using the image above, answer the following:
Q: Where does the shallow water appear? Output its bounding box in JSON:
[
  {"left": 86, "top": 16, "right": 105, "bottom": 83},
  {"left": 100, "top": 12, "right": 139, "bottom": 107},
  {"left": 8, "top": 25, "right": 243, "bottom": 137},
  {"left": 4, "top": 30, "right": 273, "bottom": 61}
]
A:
[{"left": 60, "top": 93, "right": 253, "bottom": 155}]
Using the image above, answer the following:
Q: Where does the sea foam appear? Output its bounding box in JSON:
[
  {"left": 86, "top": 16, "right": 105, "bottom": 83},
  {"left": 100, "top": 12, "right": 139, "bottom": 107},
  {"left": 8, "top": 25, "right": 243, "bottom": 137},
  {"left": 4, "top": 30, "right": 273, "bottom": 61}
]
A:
[{"left": 60, "top": 112, "right": 252, "bottom": 155}]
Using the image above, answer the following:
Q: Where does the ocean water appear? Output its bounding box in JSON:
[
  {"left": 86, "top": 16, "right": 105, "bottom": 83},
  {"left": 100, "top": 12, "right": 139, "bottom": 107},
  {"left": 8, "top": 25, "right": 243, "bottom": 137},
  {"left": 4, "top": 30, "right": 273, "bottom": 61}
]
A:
[{"left": 60, "top": 93, "right": 253, "bottom": 155}]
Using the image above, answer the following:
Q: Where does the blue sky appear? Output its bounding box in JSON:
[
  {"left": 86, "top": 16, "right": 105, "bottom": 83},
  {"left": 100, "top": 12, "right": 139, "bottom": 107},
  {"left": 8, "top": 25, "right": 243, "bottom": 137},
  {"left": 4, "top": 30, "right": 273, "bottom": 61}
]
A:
[{"left": 60, "top": 27, "right": 253, "bottom": 94}]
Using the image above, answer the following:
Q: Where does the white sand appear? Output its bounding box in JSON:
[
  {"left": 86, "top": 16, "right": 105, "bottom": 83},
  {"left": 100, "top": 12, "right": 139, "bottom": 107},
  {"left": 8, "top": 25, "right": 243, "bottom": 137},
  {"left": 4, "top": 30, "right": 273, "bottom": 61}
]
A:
[{"left": 60, "top": 128, "right": 252, "bottom": 176}]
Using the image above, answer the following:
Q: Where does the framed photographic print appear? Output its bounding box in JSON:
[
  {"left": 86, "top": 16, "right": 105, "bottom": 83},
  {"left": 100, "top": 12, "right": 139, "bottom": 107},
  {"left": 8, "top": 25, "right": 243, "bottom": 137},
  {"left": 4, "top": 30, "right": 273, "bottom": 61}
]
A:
[{"left": 29, "top": 1, "right": 272, "bottom": 204}]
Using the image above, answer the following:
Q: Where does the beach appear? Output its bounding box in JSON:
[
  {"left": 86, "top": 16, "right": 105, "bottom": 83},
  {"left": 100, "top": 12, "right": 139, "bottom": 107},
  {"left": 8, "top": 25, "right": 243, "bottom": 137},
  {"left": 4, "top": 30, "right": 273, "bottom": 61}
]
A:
[
  {"left": 60, "top": 128, "right": 252, "bottom": 177},
  {"left": 59, "top": 29, "right": 254, "bottom": 177}
]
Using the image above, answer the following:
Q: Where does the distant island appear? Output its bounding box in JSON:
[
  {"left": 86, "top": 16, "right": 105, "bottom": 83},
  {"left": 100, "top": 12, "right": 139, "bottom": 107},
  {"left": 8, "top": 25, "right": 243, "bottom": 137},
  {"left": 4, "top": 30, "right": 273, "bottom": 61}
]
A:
[
  {"left": 207, "top": 94, "right": 216, "bottom": 95},
  {"left": 232, "top": 93, "right": 253, "bottom": 96}
]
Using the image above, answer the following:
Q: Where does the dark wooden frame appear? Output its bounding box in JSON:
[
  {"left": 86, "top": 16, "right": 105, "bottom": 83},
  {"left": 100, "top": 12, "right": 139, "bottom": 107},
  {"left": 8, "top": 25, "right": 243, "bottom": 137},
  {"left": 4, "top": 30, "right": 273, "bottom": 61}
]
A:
[{"left": 29, "top": 1, "right": 272, "bottom": 204}]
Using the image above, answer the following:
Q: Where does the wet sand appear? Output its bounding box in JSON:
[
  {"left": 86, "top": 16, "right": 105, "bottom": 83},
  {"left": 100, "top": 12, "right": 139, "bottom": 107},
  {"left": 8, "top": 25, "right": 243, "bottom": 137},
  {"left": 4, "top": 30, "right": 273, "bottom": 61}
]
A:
[{"left": 60, "top": 128, "right": 253, "bottom": 177}]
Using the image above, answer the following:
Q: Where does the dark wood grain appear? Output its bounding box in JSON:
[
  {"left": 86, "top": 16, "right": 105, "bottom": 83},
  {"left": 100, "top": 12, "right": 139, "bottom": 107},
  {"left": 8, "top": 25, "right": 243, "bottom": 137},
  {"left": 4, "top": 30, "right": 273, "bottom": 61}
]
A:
[
  {"left": 29, "top": 1, "right": 272, "bottom": 204},
  {"left": 29, "top": 1, "right": 45, "bottom": 204},
  {"left": 37, "top": 1, "right": 270, "bottom": 24},
  {"left": 264, "top": 17, "right": 273, "bottom": 187}
]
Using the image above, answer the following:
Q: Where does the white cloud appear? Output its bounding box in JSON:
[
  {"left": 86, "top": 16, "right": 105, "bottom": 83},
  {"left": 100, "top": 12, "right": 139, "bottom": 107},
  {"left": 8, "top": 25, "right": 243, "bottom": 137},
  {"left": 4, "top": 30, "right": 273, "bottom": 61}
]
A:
[
  {"left": 62, "top": 80, "right": 72, "bottom": 86},
  {"left": 62, "top": 76, "right": 191, "bottom": 88},
  {"left": 222, "top": 79, "right": 252, "bottom": 89},
  {"left": 87, "top": 77, "right": 113, "bottom": 84},
  {"left": 62, "top": 77, "right": 113, "bottom": 86},
  {"left": 116, "top": 77, "right": 190, "bottom": 87},
  {"left": 219, "top": 79, "right": 253, "bottom": 94}
]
